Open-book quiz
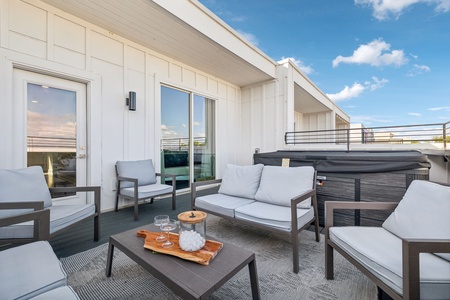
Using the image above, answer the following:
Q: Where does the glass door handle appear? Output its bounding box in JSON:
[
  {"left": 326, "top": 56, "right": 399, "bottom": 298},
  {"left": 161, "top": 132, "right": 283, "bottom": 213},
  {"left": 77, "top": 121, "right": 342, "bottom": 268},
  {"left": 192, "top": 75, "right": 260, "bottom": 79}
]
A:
[{"left": 77, "top": 154, "right": 86, "bottom": 159}]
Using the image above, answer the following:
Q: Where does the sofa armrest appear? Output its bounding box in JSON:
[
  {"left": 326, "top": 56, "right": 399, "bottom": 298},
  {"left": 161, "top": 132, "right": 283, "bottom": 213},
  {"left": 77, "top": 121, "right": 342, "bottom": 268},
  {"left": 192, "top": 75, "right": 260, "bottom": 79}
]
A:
[
  {"left": 0, "top": 202, "right": 50, "bottom": 241},
  {"left": 402, "top": 238, "right": 450, "bottom": 299},
  {"left": 191, "top": 179, "right": 222, "bottom": 209}
]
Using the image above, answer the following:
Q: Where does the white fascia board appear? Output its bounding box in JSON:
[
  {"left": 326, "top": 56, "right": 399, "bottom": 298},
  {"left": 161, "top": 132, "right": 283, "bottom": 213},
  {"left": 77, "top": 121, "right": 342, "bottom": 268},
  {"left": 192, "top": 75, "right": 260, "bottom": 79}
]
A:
[
  {"left": 279, "top": 59, "right": 350, "bottom": 122},
  {"left": 153, "top": 0, "right": 277, "bottom": 78}
]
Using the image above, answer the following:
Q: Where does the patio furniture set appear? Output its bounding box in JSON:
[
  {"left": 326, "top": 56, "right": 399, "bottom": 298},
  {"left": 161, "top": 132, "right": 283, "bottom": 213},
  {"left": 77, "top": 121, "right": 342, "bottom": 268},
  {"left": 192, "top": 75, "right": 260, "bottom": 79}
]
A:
[{"left": 1, "top": 161, "right": 449, "bottom": 299}]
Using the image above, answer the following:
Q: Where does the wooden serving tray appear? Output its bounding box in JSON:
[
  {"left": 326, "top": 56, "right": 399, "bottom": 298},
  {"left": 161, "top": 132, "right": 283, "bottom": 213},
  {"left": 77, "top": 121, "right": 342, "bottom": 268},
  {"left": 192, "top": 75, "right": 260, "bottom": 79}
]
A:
[{"left": 136, "top": 230, "right": 223, "bottom": 266}]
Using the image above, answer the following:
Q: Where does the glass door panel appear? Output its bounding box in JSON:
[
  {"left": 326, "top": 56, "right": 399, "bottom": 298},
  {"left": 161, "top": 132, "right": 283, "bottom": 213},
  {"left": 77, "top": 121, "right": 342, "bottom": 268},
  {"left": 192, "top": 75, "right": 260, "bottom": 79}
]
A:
[
  {"left": 193, "top": 95, "right": 215, "bottom": 182},
  {"left": 161, "top": 86, "right": 190, "bottom": 189},
  {"left": 27, "top": 83, "right": 77, "bottom": 197},
  {"left": 160, "top": 86, "right": 216, "bottom": 190}
]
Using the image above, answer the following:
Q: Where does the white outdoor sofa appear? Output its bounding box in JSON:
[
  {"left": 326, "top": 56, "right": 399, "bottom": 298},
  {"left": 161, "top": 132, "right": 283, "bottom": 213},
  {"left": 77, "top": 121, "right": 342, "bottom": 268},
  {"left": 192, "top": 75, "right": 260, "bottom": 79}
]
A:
[
  {"left": 191, "top": 163, "right": 320, "bottom": 273},
  {"left": 325, "top": 180, "right": 450, "bottom": 300}
]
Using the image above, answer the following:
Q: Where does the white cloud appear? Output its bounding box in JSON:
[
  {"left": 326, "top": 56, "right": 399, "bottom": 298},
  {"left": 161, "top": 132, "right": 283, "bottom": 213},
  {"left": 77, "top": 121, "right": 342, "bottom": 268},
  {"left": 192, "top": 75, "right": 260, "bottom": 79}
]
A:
[
  {"left": 236, "top": 29, "right": 259, "bottom": 46},
  {"left": 407, "top": 64, "right": 431, "bottom": 76},
  {"left": 326, "top": 83, "right": 365, "bottom": 102},
  {"left": 231, "top": 15, "right": 246, "bottom": 22},
  {"left": 280, "top": 57, "right": 314, "bottom": 75},
  {"left": 408, "top": 112, "right": 422, "bottom": 116},
  {"left": 429, "top": 106, "right": 450, "bottom": 111},
  {"left": 182, "top": 124, "right": 187, "bottom": 128},
  {"left": 193, "top": 121, "right": 201, "bottom": 126},
  {"left": 333, "top": 39, "right": 407, "bottom": 67},
  {"left": 355, "top": 0, "right": 450, "bottom": 20},
  {"left": 370, "top": 76, "right": 389, "bottom": 91},
  {"left": 350, "top": 115, "right": 393, "bottom": 125},
  {"left": 327, "top": 77, "right": 389, "bottom": 102}
]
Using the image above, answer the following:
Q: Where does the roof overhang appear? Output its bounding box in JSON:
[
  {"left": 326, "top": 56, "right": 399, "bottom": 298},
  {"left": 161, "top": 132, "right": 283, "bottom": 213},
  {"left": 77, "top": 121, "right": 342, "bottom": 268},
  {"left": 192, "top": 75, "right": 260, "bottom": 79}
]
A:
[{"left": 40, "top": 0, "right": 277, "bottom": 87}]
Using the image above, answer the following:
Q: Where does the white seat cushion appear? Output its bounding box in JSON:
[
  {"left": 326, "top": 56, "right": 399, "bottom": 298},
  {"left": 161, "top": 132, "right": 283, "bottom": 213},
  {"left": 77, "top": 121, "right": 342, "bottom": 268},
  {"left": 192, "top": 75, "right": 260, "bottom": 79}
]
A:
[
  {"left": 218, "top": 164, "right": 264, "bottom": 199},
  {"left": 195, "top": 194, "right": 255, "bottom": 218},
  {"left": 330, "top": 226, "right": 450, "bottom": 299},
  {"left": 0, "top": 241, "right": 67, "bottom": 300},
  {"left": 254, "top": 166, "right": 314, "bottom": 208},
  {"left": 120, "top": 183, "right": 173, "bottom": 199},
  {"left": 235, "top": 201, "right": 314, "bottom": 232},
  {"left": 0, "top": 204, "right": 95, "bottom": 239},
  {"left": 382, "top": 180, "right": 450, "bottom": 262}
]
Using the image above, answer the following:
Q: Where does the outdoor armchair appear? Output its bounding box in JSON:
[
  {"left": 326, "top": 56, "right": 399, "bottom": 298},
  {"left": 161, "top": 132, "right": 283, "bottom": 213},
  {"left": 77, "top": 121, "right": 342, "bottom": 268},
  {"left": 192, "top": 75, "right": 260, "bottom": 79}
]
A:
[
  {"left": 115, "top": 159, "right": 176, "bottom": 221},
  {"left": 0, "top": 166, "right": 100, "bottom": 245},
  {"left": 325, "top": 180, "right": 450, "bottom": 300}
]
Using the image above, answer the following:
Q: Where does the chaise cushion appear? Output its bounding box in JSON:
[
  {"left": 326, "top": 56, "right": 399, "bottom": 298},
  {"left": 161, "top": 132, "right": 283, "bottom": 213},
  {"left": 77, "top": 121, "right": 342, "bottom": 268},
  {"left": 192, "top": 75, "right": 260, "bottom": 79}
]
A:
[
  {"left": 116, "top": 159, "right": 157, "bottom": 188},
  {"left": 235, "top": 201, "right": 314, "bottom": 232},
  {"left": 0, "top": 166, "right": 53, "bottom": 218},
  {"left": 254, "top": 166, "right": 314, "bottom": 208},
  {"left": 120, "top": 184, "right": 173, "bottom": 199},
  {"left": 218, "top": 164, "right": 264, "bottom": 199},
  {"left": 330, "top": 226, "right": 450, "bottom": 299},
  {"left": 0, "top": 204, "right": 95, "bottom": 239},
  {"left": 195, "top": 194, "right": 255, "bottom": 218},
  {"left": 382, "top": 180, "right": 450, "bottom": 261},
  {"left": 0, "top": 241, "right": 67, "bottom": 300}
]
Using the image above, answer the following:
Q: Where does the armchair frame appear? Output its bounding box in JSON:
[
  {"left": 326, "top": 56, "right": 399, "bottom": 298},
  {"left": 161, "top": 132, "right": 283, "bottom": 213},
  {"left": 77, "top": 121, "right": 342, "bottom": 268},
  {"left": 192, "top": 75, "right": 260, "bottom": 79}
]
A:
[
  {"left": 115, "top": 167, "right": 176, "bottom": 221},
  {"left": 0, "top": 186, "right": 100, "bottom": 245},
  {"left": 325, "top": 201, "right": 450, "bottom": 300}
]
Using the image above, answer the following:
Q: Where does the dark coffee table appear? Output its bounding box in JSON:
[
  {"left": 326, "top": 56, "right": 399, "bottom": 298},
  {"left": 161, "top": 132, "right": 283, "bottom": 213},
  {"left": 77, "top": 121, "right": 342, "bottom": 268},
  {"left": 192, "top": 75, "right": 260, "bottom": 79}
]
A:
[{"left": 105, "top": 224, "right": 260, "bottom": 300}]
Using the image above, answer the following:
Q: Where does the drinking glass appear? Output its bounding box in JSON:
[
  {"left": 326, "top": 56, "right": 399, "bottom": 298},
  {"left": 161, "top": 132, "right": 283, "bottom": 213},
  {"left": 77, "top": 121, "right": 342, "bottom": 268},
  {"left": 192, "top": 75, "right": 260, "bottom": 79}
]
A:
[
  {"left": 154, "top": 215, "right": 170, "bottom": 242},
  {"left": 160, "top": 219, "right": 178, "bottom": 248}
]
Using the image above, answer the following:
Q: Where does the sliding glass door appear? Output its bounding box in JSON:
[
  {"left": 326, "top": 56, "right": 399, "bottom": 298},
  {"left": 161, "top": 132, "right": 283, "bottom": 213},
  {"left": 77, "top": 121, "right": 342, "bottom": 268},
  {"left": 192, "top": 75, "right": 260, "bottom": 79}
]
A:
[{"left": 160, "top": 86, "right": 215, "bottom": 190}]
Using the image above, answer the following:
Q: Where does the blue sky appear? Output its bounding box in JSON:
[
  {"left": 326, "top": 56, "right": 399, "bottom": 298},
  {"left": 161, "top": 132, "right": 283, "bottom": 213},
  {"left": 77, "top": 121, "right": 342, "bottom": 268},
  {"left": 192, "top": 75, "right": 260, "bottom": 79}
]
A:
[{"left": 198, "top": 0, "right": 450, "bottom": 128}]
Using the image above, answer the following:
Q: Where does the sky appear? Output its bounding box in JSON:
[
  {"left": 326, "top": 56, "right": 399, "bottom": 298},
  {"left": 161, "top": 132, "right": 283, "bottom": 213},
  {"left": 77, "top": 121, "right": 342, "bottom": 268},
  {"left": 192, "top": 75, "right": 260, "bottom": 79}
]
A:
[{"left": 198, "top": 0, "right": 450, "bottom": 128}]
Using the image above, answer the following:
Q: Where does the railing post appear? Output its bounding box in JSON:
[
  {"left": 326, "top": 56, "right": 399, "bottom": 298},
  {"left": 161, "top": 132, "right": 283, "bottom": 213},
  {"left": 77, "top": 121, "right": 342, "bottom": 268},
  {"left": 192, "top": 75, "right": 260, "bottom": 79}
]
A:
[
  {"left": 444, "top": 123, "right": 447, "bottom": 150},
  {"left": 347, "top": 129, "right": 350, "bottom": 151}
]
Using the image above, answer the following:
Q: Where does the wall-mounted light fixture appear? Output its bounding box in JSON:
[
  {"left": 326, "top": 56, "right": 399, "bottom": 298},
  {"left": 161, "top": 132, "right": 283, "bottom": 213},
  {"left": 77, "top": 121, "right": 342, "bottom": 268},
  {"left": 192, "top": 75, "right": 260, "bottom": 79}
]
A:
[{"left": 126, "top": 91, "right": 136, "bottom": 111}]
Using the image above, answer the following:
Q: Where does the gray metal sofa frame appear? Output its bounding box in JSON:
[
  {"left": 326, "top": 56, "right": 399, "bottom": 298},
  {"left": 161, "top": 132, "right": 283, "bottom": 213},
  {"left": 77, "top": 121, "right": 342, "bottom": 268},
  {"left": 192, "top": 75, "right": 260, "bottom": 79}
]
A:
[
  {"left": 1, "top": 185, "right": 101, "bottom": 245},
  {"left": 325, "top": 197, "right": 450, "bottom": 300},
  {"left": 191, "top": 173, "right": 320, "bottom": 274}
]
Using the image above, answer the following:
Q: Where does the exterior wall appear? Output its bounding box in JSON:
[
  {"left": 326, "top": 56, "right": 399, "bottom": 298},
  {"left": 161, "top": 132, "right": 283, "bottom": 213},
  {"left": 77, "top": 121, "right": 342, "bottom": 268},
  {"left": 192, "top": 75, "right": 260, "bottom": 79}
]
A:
[
  {"left": 0, "top": 0, "right": 241, "bottom": 211},
  {"left": 240, "top": 80, "right": 283, "bottom": 164}
]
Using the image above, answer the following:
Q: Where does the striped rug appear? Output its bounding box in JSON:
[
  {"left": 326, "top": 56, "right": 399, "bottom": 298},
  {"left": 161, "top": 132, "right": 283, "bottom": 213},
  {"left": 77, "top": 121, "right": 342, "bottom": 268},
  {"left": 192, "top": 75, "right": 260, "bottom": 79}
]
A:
[{"left": 61, "top": 215, "right": 377, "bottom": 300}]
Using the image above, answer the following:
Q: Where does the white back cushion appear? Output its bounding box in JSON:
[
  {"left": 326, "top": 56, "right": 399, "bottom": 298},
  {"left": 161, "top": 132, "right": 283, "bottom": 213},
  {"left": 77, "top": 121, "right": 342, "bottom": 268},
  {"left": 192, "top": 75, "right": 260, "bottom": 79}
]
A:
[
  {"left": 116, "top": 159, "right": 157, "bottom": 188},
  {"left": 254, "top": 166, "right": 315, "bottom": 208},
  {"left": 0, "top": 166, "right": 52, "bottom": 218},
  {"left": 382, "top": 180, "right": 450, "bottom": 261},
  {"left": 218, "top": 164, "right": 264, "bottom": 199}
]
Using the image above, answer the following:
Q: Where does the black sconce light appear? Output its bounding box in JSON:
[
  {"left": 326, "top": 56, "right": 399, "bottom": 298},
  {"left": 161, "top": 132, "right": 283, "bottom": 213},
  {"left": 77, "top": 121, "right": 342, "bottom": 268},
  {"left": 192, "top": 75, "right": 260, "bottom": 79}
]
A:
[{"left": 126, "top": 91, "right": 136, "bottom": 111}]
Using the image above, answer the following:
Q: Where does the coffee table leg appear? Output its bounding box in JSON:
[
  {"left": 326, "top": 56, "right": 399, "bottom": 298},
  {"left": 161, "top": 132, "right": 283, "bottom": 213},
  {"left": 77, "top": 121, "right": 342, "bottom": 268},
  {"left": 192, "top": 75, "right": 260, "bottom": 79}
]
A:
[
  {"left": 105, "top": 242, "right": 115, "bottom": 277},
  {"left": 248, "top": 256, "right": 261, "bottom": 300}
]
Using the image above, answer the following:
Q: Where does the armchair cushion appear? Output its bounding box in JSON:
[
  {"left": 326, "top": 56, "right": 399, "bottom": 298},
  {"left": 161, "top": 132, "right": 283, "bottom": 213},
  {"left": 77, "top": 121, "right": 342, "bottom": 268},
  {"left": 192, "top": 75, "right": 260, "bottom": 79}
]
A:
[
  {"left": 382, "top": 180, "right": 450, "bottom": 261},
  {"left": 0, "top": 166, "right": 52, "bottom": 218},
  {"left": 329, "top": 226, "right": 450, "bottom": 299},
  {"left": 254, "top": 166, "right": 314, "bottom": 208},
  {"left": 218, "top": 164, "right": 264, "bottom": 199},
  {"left": 0, "top": 241, "right": 67, "bottom": 300},
  {"left": 116, "top": 159, "right": 157, "bottom": 188},
  {"left": 120, "top": 184, "right": 173, "bottom": 199}
]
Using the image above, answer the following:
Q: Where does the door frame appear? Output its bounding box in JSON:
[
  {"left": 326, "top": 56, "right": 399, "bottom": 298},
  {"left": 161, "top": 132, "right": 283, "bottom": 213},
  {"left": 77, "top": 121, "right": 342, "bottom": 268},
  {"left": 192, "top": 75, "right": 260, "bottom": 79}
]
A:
[{"left": 0, "top": 52, "right": 102, "bottom": 203}]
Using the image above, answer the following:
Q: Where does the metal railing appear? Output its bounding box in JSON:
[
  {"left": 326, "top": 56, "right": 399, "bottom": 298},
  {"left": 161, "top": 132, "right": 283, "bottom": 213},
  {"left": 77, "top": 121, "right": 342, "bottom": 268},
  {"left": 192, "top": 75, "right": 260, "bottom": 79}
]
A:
[{"left": 285, "top": 121, "right": 449, "bottom": 151}]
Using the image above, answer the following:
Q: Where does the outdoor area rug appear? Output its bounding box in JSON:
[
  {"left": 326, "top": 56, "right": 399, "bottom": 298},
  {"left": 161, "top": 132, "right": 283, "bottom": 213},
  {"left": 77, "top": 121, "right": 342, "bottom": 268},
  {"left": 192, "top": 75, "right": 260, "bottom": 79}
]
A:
[{"left": 61, "top": 215, "right": 377, "bottom": 300}]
